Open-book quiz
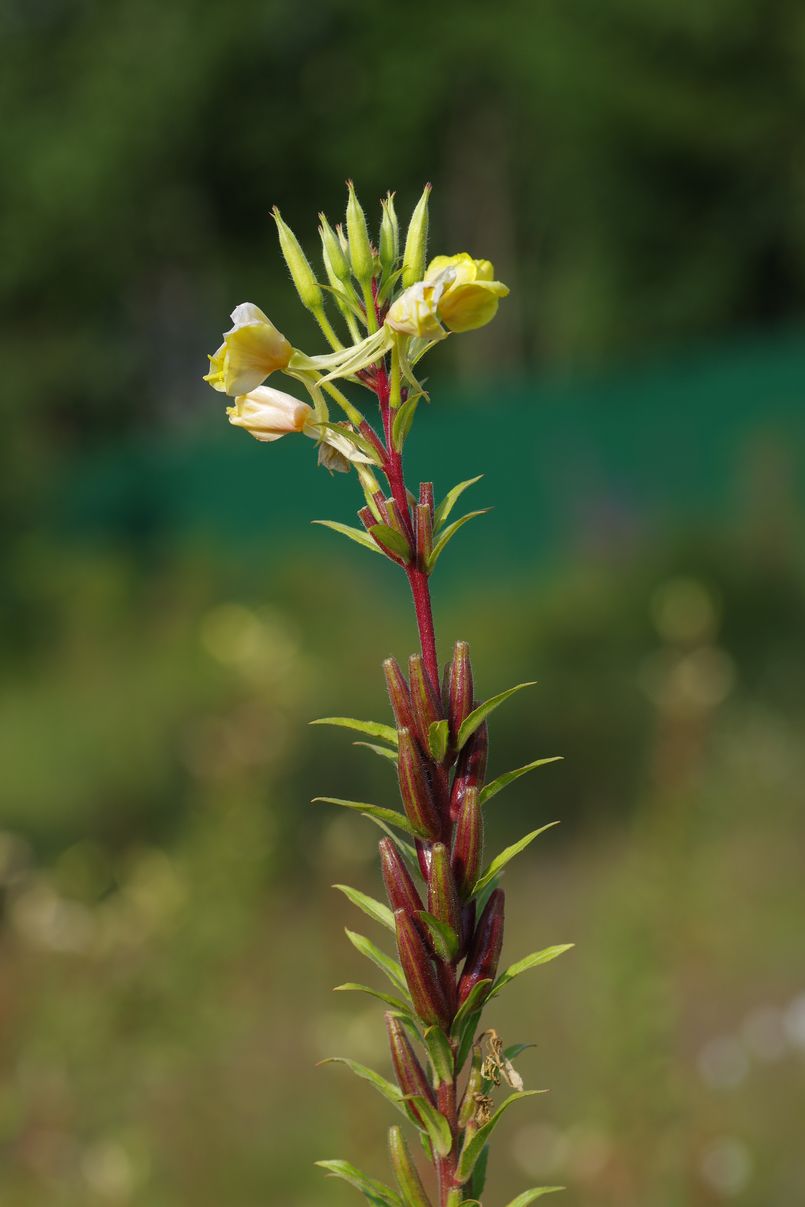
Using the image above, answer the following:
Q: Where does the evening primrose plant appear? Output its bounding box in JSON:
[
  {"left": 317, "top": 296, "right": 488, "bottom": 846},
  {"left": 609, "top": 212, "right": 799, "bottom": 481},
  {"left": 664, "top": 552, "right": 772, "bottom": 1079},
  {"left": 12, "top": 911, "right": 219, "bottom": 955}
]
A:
[{"left": 205, "top": 183, "right": 571, "bottom": 1207}]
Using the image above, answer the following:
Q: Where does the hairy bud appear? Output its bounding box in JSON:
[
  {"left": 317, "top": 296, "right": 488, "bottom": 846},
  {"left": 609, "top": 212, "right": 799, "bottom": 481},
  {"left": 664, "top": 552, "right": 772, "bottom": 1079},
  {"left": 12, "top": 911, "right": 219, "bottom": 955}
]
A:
[
  {"left": 446, "top": 640, "right": 474, "bottom": 746},
  {"left": 272, "top": 207, "right": 322, "bottom": 312},
  {"left": 452, "top": 786, "right": 484, "bottom": 897},
  {"left": 449, "top": 721, "right": 488, "bottom": 821},
  {"left": 388, "top": 1125, "right": 431, "bottom": 1207},
  {"left": 395, "top": 909, "right": 451, "bottom": 1029},
  {"left": 383, "top": 657, "right": 416, "bottom": 735},
  {"left": 428, "top": 843, "right": 461, "bottom": 939},
  {"left": 457, "top": 888, "right": 504, "bottom": 1008},
  {"left": 397, "top": 728, "right": 441, "bottom": 839},
  {"left": 379, "top": 838, "right": 423, "bottom": 917},
  {"left": 402, "top": 184, "right": 431, "bottom": 288},
  {"left": 346, "top": 180, "right": 374, "bottom": 286},
  {"left": 385, "top": 1013, "right": 435, "bottom": 1126},
  {"left": 379, "top": 193, "right": 399, "bottom": 277},
  {"left": 408, "top": 653, "right": 443, "bottom": 750}
]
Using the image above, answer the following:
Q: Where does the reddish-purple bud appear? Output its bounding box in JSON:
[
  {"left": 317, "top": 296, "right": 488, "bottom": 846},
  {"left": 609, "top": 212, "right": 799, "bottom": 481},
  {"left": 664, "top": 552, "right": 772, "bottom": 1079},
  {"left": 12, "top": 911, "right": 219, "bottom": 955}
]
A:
[
  {"left": 395, "top": 909, "right": 452, "bottom": 1029},
  {"left": 427, "top": 843, "right": 462, "bottom": 939},
  {"left": 415, "top": 838, "right": 432, "bottom": 881},
  {"left": 397, "top": 727, "right": 441, "bottom": 839},
  {"left": 385, "top": 1012, "right": 435, "bottom": 1125},
  {"left": 379, "top": 838, "right": 423, "bottom": 917},
  {"left": 383, "top": 658, "right": 416, "bottom": 735},
  {"left": 415, "top": 504, "right": 432, "bottom": 570},
  {"left": 457, "top": 889, "right": 504, "bottom": 1008},
  {"left": 408, "top": 653, "right": 443, "bottom": 751},
  {"left": 449, "top": 721, "right": 488, "bottom": 821},
  {"left": 447, "top": 641, "right": 474, "bottom": 746},
  {"left": 452, "top": 786, "right": 484, "bottom": 898}
]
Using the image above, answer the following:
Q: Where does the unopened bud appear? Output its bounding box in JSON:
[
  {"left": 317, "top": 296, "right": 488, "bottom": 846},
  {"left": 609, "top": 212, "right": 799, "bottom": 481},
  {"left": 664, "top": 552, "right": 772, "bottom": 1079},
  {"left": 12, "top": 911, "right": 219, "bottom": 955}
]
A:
[
  {"left": 272, "top": 207, "right": 322, "bottom": 311},
  {"left": 452, "top": 786, "right": 484, "bottom": 897},
  {"left": 318, "top": 213, "right": 351, "bottom": 283},
  {"left": 428, "top": 843, "right": 461, "bottom": 939},
  {"left": 379, "top": 192, "right": 399, "bottom": 276},
  {"left": 397, "top": 728, "right": 441, "bottom": 839},
  {"left": 457, "top": 888, "right": 504, "bottom": 1008},
  {"left": 449, "top": 721, "right": 488, "bottom": 821},
  {"left": 379, "top": 838, "right": 423, "bottom": 917},
  {"left": 346, "top": 180, "right": 375, "bottom": 286},
  {"left": 388, "top": 1125, "right": 431, "bottom": 1207},
  {"left": 447, "top": 641, "right": 474, "bottom": 746},
  {"left": 395, "top": 910, "right": 452, "bottom": 1029},
  {"left": 383, "top": 657, "right": 416, "bottom": 734},
  {"left": 408, "top": 653, "right": 442, "bottom": 750},
  {"left": 402, "top": 184, "right": 431, "bottom": 287},
  {"left": 385, "top": 1013, "right": 435, "bottom": 1126}
]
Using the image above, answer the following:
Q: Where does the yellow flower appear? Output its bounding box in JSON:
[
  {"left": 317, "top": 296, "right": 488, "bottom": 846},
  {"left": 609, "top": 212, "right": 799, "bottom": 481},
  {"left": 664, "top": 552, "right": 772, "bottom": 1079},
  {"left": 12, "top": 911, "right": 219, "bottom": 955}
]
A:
[
  {"left": 425, "top": 253, "right": 509, "bottom": 333},
  {"left": 227, "top": 387, "right": 373, "bottom": 471},
  {"left": 384, "top": 280, "right": 447, "bottom": 339},
  {"left": 204, "top": 303, "right": 292, "bottom": 396}
]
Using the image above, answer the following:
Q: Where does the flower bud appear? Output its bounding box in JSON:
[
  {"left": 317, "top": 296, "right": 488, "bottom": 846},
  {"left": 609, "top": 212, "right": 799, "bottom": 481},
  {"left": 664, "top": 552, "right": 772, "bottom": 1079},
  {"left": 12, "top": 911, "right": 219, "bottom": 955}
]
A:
[
  {"left": 457, "top": 889, "right": 504, "bottom": 1008},
  {"left": 408, "top": 654, "right": 443, "bottom": 751},
  {"left": 346, "top": 180, "right": 375, "bottom": 286},
  {"left": 428, "top": 843, "right": 461, "bottom": 939},
  {"left": 318, "top": 213, "right": 351, "bottom": 283},
  {"left": 449, "top": 721, "right": 488, "bottom": 822},
  {"left": 415, "top": 838, "right": 432, "bottom": 882},
  {"left": 383, "top": 657, "right": 416, "bottom": 735},
  {"left": 452, "top": 786, "right": 484, "bottom": 897},
  {"left": 379, "top": 192, "right": 399, "bottom": 277},
  {"left": 447, "top": 641, "right": 474, "bottom": 746},
  {"left": 379, "top": 838, "right": 423, "bottom": 917},
  {"left": 388, "top": 1125, "right": 431, "bottom": 1207},
  {"left": 395, "top": 909, "right": 451, "bottom": 1029},
  {"left": 397, "top": 728, "right": 441, "bottom": 839},
  {"left": 385, "top": 1013, "right": 435, "bottom": 1126},
  {"left": 272, "top": 207, "right": 322, "bottom": 312},
  {"left": 402, "top": 184, "right": 431, "bottom": 288}
]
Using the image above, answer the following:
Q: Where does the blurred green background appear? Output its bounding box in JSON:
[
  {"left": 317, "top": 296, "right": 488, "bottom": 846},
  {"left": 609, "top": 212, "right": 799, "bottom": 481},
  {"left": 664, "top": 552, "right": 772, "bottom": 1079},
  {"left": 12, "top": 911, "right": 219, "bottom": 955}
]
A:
[{"left": 2, "top": 1, "right": 804, "bottom": 1204}]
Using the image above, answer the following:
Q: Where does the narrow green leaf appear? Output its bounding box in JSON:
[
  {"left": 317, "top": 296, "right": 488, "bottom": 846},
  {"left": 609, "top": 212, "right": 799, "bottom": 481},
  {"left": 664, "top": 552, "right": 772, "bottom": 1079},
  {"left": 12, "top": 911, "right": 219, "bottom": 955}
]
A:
[
  {"left": 457, "top": 1092, "right": 544, "bottom": 1182},
  {"left": 312, "top": 520, "right": 382, "bottom": 555},
  {"left": 320, "top": 1058, "right": 406, "bottom": 1114},
  {"left": 427, "top": 509, "right": 490, "bottom": 571},
  {"left": 354, "top": 741, "right": 398, "bottom": 763},
  {"left": 488, "top": 944, "right": 575, "bottom": 1000},
  {"left": 451, "top": 979, "right": 493, "bottom": 1035},
  {"left": 504, "top": 1042, "right": 537, "bottom": 1062},
  {"left": 427, "top": 719, "right": 449, "bottom": 763},
  {"left": 313, "top": 797, "right": 415, "bottom": 836},
  {"left": 457, "top": 682, "right": 537, "bottom": 751},
  {"left": 473, "top": 822, "right": 559, "bottom": 895},
  {"left": 405, "top": 1096, "right": 453, "bottom": 1157},
  {"left": 433, "top": 475, "right": 483, "bottom": 530},
  {"left": 334, "top": 885, "right": 395, "bottom": 932},
  {"left": 504, "top": 1190, "right": 565, "bottom": 1206},
  {"left": 479, "top": 757, "right": 563, "bottom": 806},
  {"left": 369, "top": 523, "right": 411, "bottom": 561},
  {"left": 455, "top": 1009, "right": 482, "bottom": 1073},
  {"left": 333, "top": 983, "right": 413, "bottom": 1016},
  {"left": 469, "top": 1144, "right": 490, "bottom": 1200},
  {"left": 315, "top": 1159, "right": 402, "bottom": 1207},
  {"left": 345, "top": 930, "right": 409, "bottom": 995},
  {"left": 391, "top": 393, "right": 420, "bottom": 451},
  {"left": 423, "top": 1025, "right": 455, "bottom": 1088},
  {"left": 416, "top": 910, "right": 460, "bottom": 962},
  {"left": 310, "top": 716, "right": 398, "bottom": 745}
]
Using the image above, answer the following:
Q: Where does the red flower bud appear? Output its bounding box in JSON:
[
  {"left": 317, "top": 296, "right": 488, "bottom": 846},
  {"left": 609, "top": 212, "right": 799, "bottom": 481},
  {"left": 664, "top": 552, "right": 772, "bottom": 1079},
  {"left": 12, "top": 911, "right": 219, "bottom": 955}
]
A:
[
  {"left": 428, "top": 843, "right": 461, "bottom": 938},
  {"left": 449, "top": 721, "right": 488, "bottom": 821},
  {"left": 383, "top": 657, "right": 416, "bottom": 735},
  {"left": 415, "top": 838, "right": 432, "bottom": 881},
  {"left": 447, "top": 640, "right": 474, "bottom": 746},
  {"left": 385, "top": 1012, "right": 435, "bottom": 1125},
  {"left": 452, "top": 786, "right": 484, "bottom": 898},
  {"left": 397, "top": 727, "right": 441, "bottom": 839},
  {"left": 379, "top": 838, "right": 423, "bottom": 917},
  {"left": 408, "top": 653, "right": 443, "bottom": 751},
  {"left": 457, "top": 888, "right": 504, "bottom": 1008},
  {"left": 395, "top": 909, "right": 452, "bottom": 1029}
]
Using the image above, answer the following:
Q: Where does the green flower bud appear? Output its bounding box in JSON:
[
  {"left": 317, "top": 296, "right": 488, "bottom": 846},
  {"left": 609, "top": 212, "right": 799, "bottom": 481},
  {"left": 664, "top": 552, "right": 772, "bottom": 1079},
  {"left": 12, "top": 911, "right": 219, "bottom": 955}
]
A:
[
  {"left": 428, "top": 843, "right": 461, "bottom": 938},
  {"left": 345, "top": 180, "right": 375, "bottom": 286},
  {"left": 318, "top": 213, "right": 351, "bottom": 284},
  {"left": 272, "top": 207, "right": 322, "bottom": 312},
  {"left": 402, "top": 184, "right": 431, "bottom": 287},
  {"left": 379, "top": 191, "right": 399, "bottom": 276}
]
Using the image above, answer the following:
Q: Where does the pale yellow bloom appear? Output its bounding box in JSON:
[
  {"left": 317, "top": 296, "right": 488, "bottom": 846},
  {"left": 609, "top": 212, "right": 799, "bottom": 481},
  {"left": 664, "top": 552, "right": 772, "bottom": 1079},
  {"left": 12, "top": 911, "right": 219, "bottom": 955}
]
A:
[
  {"left": 425, "top": 253, "right": 509, "bottom": 333},
  {"left": 384, "top": 280, "right": 447, "bottom": 339},
  {"left": 226, "top": 387, "right": 373, "bottom": 472},
  {"left": 205, "top": 303, "right": 292, "bottom": 396}
]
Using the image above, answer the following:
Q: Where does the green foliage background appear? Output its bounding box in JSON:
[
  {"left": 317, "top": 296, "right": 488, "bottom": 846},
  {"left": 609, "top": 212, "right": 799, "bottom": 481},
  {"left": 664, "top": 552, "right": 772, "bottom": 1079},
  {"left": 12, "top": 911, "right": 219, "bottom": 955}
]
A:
[{"left": 1, "top": 2, "right": 804, "bottom": 1205}]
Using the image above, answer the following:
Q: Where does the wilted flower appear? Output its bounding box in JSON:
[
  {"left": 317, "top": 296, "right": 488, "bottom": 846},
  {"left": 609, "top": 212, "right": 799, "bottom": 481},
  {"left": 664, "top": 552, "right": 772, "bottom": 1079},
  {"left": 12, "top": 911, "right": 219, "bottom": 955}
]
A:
[
  {"left": 226, "top": 386, "right": 372, "bottom": 473},
  {"left": 205, "top": 303, "right": 292, "bottom": 396},
  {"left": 425, "top": 253, "right": 509, "bottom": 333},
  {"left": 385, "top": 279, "right": 447, "bottom": 339}
]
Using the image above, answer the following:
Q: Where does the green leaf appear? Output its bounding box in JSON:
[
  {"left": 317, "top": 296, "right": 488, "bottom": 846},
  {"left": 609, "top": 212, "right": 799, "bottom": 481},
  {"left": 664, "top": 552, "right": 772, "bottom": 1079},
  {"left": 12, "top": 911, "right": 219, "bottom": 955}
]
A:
[
  {"left": 451, "top": 979, "right": 493, "bottom": 1035},
  {"left": 504, "top": 1190, "right": 565, "bottom": 1206},
  {"left": 354, "top": 741, "right": 398, "bottom": 763},
  {"left": 504, "top": 1042, "right": 537, "bottom": 1062},
  {"left": 312, "top": 520, "right": 382, "bottom": 555},
  {"left": 313, "top": 797, "right": 415, "bottom": 836},
  {"left": 333, "top": 885, "right": 395, "bottom": 932},
  {"left": 333, "top": 983, "right": 413, "bottom": 1016},
  {"left": 456, "top": 1092, "right": 544, "bottom": 1182},
  {"left": 416, "top": 910, "right": 460, "bottom": 961},
  {"left": 433, "top": 475, "right": 483, "bottom": 530},
  {"left": 391, "top": 393, "right": 420, "bottom": 451},
  {"left": 345, "top": 930, "right": 409, "bottom": 995},
  {"left": 405, "top": 1096, "right": 453, "bottom": 1157},
  {"left": 427, "top": 719, "right": 449, "bottom": 762},
  {"left": 468, "top": 1143, "right": 490, "bottom": 1200},
  {"left": 455, "top": 1008, "right": 482, "bottom": 1073},
  {"left": 457, "top": 682, "right": 537, "bottom": 751},
  {"left": 488, "top": 944, "right": 575, "bottom": 1000},
  {"left": 473, "top": 822, "right": 559, "bottom": 895},
  {"left": 479, "top": 757, "right": 563, "bottom": 806},
  {"left": 320, "top": 1058, "right": 406, "bottom": 1115},
  {"left": 369, "top": 523, "right": 411, "bottom": 561},
  {"left": 315, "top": 1159, "right": 402, "bottom": 1207},
  {"left": 427, "top": 509, "right": 490, "bottom": 571},
  {"left": 423, "top": 1025, "right": 455, "bottom": 1088},
  {"left": 310, "top": 716, "right": 398, "bottom": 745}
]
